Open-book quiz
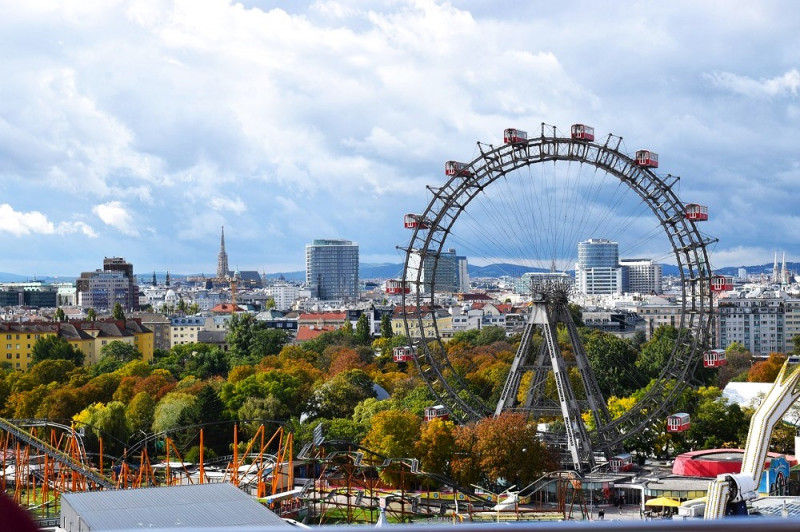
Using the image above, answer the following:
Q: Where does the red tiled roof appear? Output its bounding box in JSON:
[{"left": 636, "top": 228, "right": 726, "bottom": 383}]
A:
[
  {"left": 211, "top": 304, "right": 245, "bottom": 313},
  {"left": 298, "top": 312, "right": 347, "bottom": 321},
  {"left": 296, "top": 325, "right": 337, "bottom": 341}
]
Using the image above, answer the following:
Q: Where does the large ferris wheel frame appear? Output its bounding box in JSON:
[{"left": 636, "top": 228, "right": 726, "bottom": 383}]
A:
[{"left": 400, "top": 123, "right": 716, "bottom": 463}]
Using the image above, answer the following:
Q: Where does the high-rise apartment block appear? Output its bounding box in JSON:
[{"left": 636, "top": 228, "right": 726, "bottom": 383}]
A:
[
  {"left": 76, "top": 257, "right": 139, "bottom": 310},
  {"left": 619, "top": 258, "right": 662, "bottom": 294},
  {"left": 575, "top": 239, "right": 623, "bottom": 295},
  {"left": 305, "top": 239, "right": 359, "bottom": 301}
]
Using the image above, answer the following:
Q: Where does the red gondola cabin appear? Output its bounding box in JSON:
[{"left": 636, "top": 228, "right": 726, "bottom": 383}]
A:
[
  {"left": 570, "top": 124, "right": 595, "bottom": 141},
  {"left": 403, "top": 214, "right": 429, "bottom": 230},
  {"left": 667, "top": 413, "right": 690, "bottom": 433},
  {"left": 635, "top": 150, "right": 659, "bottom": 168},
  {"left": 609, "top": 453, "right": 633, "bottom": 473},
  {"left": 685, "top": 204, "right": 709, "bottom": 221},
  {"left": 385, "top": 279, "right": 410, "bottom": 295},
  {"left": 503, "top": 128, "right": 528, "bottom": 144},
  {"left": 704, "top": 349, "right": 727, "bottom": 368},
  {"left": 445, "top": 161, "right": 473, "bottom": 177},
  {"left": 710, "top": 275, "right": 734, "bottom": 293},
  {"left": 393, "top": 346, "right": 415, "bottom": 363},
  {"left": 424, "top": 405, "right": 449, "bottom": 421}
]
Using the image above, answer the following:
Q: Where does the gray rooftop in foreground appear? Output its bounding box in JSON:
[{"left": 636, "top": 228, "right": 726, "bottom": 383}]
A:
[{"left": 61, "top": 483, "right": 289, "bottom": 530}]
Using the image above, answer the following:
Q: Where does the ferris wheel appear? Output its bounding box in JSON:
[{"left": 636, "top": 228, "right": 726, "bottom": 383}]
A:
[{"left": 399, "top": 123, "right": 717, "bottom": 470}]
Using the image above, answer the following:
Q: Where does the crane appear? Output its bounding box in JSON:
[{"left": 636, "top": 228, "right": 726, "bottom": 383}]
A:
[{"left": 702, "top": 360, "right": 800, "bottom": 518}]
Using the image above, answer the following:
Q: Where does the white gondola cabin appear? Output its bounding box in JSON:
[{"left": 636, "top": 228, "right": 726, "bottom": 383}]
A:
[
  {"left": 424, "top": 405, "right": 449, "bottom": 421},
  {"left": 445, "top": 161, "right": 473, "bottom": 177},
  {"left": 685, "top": 204, "right": 709, "bottom": 221},
  {"left": 667, "top": 413, "right": 690, "bottom": 433},
  {"left": 710, "top": 275, "right": 734, "bottom": 293},
  {"left": 635, "top": 150, "right": 659, "bottom": 168},
  {"left": 570, "top": 124, "right": 595, "bottom": 141},
  {"left": 503, "top": 128, "right": 528, "bottom": 144},
  {"left": 393, "top": 346, "right": 415, "bottom": 363},
  {"left": 403, "top": 214, "right": 429, "bottom": 230},
  {"left": 609, "top": 453, "right": 634, "bottom": 473},
  {"left": 385, "top": 279, "right": 410, "bottom": 295},
  {"left": 703, "top": 349, "right": 727, "bottom": 369}
]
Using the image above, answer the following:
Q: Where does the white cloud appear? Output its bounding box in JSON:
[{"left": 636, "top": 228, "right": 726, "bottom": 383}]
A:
[
  {"left": 707, "top": 69, "right": 800, "bottom": 97},
  {"left": 0, "top": 204, "right": 97, "bottom": 237},
  {"left": 92, "top": 201, "right": 137, "bottom": 236}
]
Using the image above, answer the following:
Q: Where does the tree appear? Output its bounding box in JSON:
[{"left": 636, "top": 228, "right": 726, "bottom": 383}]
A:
[
  {"left": 306, "top": 369, "right": 377, "bottom": 420},
  {"left": 362, "top": 410, "right": 421, "bottom": 485},
  {"left": 87, "top": 308, "right": 97, "bottom": 321},
  {"left": 415, "top": 417, "right": 457, "bottom": 477},
  {"left": 748, "top": 353, "right": 786, "bottom": 383},
  {"left": 112, "top": 302, "right": 125, "bottom": 320},
  {"left": 585, "top": 331, "right": 641, "bottom": 397},
  {"left": 126, "top": 391, "right": 156, "bottom": 434},
  {"left": 100, "top": 341, "right": 141, "bottom": 362},
  {"left": 636, "top": 325, "right": 679, "bottom": 381},
  {"left": 227, "top": 313, "right": 289, "bottom": 365},
  {"left": 380, "top": 314, "right": 393, "bottom": 339},
  {"left": 74, "top": 401, "right": 130, "bottom": 456},
  {"left": 152, "top": 392, "right": 197, "bottom": 433},
  {"left": 31, "top": 335, "right": 85, "bottom": 366},
  {"left": 355, "top": 313, "right": 371, "bottom": 344},
  {"left": 467, "top": 413, "right": 558, "bottom": 488},
  {"left": 54, "top": 307, "right": 66, "bottom": 322}
]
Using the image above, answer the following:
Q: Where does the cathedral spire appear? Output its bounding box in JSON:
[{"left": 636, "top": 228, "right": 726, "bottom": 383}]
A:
[{"left": 217, "top": 226, "right": 229, "bottom": 279}]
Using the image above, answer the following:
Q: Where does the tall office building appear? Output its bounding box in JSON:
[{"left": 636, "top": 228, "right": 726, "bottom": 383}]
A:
[
  {"left": 575, "top": 238, "right": 623, "bottom": 295},
  {"left": 76, "top": 257, "right": 139, "bottom": 310},
  {"left": 619, "top": 258, "right": 662, "bottom": 294},
  {"left": 306, "top": 239, "right": 359, "bottom": 301}
]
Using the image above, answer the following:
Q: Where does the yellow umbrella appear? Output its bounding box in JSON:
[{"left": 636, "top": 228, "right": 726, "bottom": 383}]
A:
[{"left": 645, "top": 496, "right": 680, "bottom": 508}]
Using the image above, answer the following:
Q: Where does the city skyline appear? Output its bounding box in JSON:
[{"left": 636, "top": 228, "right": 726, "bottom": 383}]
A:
[{"left": 1, "top": 2, "right": 799, "bottom": 275}]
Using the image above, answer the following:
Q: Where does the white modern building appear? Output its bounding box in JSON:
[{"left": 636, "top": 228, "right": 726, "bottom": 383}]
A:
[
  {"left": 575, "top": 239, "right": 623, "bottom": 295},
  {"left": 619, "top": 258, "right": 662, "bottom": 294}
]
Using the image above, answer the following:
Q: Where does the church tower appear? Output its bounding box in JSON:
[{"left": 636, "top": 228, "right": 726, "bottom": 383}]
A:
[{"left": 217, "top": 226, "right": 230, "bottom": 279}]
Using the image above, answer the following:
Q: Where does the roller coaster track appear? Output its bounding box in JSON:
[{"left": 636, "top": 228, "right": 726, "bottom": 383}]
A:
[{"left": 0, "top": 417, "right": 116, "bottom": 490}]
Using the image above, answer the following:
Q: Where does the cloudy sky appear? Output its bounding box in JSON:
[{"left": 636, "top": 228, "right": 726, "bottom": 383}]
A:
[{"left": 1, "top": 0, "right": 798, "bottom": 277}]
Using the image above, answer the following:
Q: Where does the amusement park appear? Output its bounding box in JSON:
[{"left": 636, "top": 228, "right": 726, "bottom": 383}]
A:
[{"left": 3, "top": 123, "right": 800, "bottom": 530}]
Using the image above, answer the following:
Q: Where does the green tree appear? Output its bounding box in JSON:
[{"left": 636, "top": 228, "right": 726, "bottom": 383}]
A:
[
  {"left": 54, "top": 307, "right": 66, "bottom": 322},
  {"left": 362, "top": 409, "right": 421, "bottom": 460},
  {"left": 227, "top": 313, "right": 289, "bottom": 365},
  {"left": 306, "top": 369, "right": 376, "bottom": 420},
  {"left": 637, "top": 325, "right": 679, "bottom": 381},
  {"left": 112, "top": 302, "right": 125, "bottom": 320},
  {"left": 100, "top": 341, "right": 141, "bottom": 362},
  {"left": 31, "top": 335, "right": 85, "bottom": 366},
  {"left": 74, "top": 401, "right": 130, "bottom": 456},
  {"left": 152, "top": 392, "right": 197, "bottom": 433},
  {"left": 585, "top": 331, "right": 641, "bottom": 397},
  {"left": 126, "top": 391, "right": 156, "bottom": 434},
  {"left": 87, "top": 308, "right": 97, "bottom": 321},
  {"left": 355, "top": 313, "right": 371, "bottom": 344},
  {"left": 380, "top": 314, "right": 393, "bottom": 339}
]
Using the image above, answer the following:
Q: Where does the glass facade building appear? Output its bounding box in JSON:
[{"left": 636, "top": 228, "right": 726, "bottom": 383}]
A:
[
  {"left": 576, "top": 238, "right": 623, "bottom": 295},
  {"left": 305, "top": 239, "right": 359, "bottom": 301}
]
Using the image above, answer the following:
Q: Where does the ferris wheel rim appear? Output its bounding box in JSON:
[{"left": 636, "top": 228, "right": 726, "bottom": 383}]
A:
[{"left": 400, "top": 126, "right": 715, "bottom": 448}]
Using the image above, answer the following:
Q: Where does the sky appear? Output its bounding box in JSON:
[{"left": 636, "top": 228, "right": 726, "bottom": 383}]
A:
[{"left": 1, "top": 0, "right": 798, "bottom": 277}]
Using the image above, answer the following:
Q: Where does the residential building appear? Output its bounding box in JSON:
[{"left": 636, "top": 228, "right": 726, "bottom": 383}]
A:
[
  {"left": 267, "top": 282, "right": 300, "bottom": 311},
  {"left": 170, "top": 316, "right": 207, "bottom": 347},
  {"left": 305, "top": 239, "right": 359, "bottom": 301},
  {"left": 0, "top": 319, "right": 153, "bottom": 370},
  {"left": 718, "top": 292, "right": 787, "bottom": 356},
  {"left": 632, "top": 296, "right": 684, "bottom": 340},
  {"left": 391, "top": 306, "right": 453, "bottom": 340},
  {"left": 575, "top": 239, "right": 623, "bottom": 295}
]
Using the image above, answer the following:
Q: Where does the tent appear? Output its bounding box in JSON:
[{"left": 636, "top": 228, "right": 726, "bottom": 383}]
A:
[{"left": 645, "top": 496, "right": 680, "bottom": 508}]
